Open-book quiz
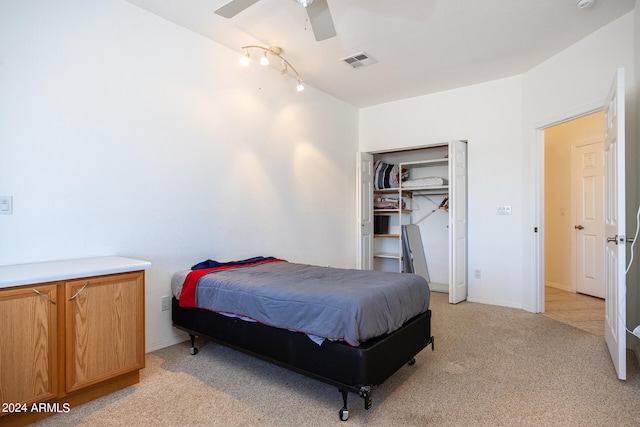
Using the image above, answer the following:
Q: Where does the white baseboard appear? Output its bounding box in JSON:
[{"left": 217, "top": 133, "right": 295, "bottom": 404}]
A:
[
  {"left": 545, "top": 281, "right": 572, "bottom": 293},
  {"left": 429, "top": 282, "right": 449, "bottom": 293},
  {"left": 466, "top": 296, "right": 524, "bottom": 311}
]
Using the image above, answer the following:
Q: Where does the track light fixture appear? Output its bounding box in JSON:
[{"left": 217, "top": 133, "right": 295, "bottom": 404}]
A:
[{"left": 239, "top": 45, "right": 304, "bottom": 92}]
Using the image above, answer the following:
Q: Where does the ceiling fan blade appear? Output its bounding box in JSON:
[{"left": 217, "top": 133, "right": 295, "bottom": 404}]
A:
[
  {"left": 215, "top": 0, "right": 260, "bottom": 18},
  {"left": 306, "top": 0, "right": 336, "bottom": 41}
]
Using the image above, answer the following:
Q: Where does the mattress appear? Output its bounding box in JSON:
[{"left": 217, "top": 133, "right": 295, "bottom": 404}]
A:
[
  {"left": 172, "top": 260, "right": 430, "bottom": 346},
  {"left": 171, "top": 269, "right": 190, "bottom": 299}
]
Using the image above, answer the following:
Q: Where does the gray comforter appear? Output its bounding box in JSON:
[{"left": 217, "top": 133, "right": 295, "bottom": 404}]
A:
[{"left": 192, "top": 262, "right": 430, "bottom": 346}]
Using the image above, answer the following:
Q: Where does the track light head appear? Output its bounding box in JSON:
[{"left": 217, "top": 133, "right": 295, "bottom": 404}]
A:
[
  {"left": 240, "top": 50, "right": 250, "bottom": 66},
  {"left": 260, "top": 51, "right": 269, "bottom": 66}
]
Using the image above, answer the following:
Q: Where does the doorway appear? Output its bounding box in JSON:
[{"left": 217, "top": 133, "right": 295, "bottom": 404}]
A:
[
  {"left": 544, "top": 287, "right": 605, "bottom": 335},
  {"left": 543, "top": 111, "right": 605, "bottom": 332}
]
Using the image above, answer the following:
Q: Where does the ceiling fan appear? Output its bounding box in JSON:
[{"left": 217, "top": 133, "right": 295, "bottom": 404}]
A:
[{"left": 215, "top": 0, "right": 336, "bottom": 41}]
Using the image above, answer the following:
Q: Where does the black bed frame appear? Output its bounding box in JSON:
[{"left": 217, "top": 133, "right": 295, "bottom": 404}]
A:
[{"left": 172, "top": 297, "right": 434, "bottom": 421}]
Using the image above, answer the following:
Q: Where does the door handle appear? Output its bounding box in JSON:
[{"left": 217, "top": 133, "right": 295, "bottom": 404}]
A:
[
  {"left": 607, "top": 235, "right": 618, "bottom": 244},
  {"left": 33, "top": 289, "right": 56, "bottom": 305},
  {"left": 69, "top": 281, "right": 89, "bottom": 301},
  {"left": 575, "top": 225, "right": 584, "bottom": 230}
]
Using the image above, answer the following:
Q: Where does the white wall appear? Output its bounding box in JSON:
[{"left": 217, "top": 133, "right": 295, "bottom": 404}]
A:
[
  {"left": 360, "top": 11, "right": 636, "bottom": 313},
  {"left": 0, "top": 0, "right": 359, "bottom": 351}
]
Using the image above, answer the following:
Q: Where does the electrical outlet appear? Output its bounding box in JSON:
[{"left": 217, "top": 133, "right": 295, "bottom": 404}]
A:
[
  {"left": 161, "top": 296, "right": 171, "bottom": 311},
  {"left": 474, "top": 269, "right": 481, "bottom": 279}
]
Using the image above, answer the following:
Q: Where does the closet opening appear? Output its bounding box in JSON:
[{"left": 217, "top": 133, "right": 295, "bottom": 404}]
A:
[{"left": 357, "top": 141, "right": 467, "bottom": 303}]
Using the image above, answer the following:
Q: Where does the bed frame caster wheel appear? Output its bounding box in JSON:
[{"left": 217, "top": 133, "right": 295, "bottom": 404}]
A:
[
  {"left": 339, "top": 408, "right": 349, "bottom": 421},
  {"left": 408, "top": 358, "right": 416, "bottom": 365},
  {"left": 188, "top": 334, "right": 198, "bottom": 355}
]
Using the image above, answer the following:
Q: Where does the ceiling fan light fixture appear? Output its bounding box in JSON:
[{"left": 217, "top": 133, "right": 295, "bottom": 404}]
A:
[
  {"left": 576, "top": 0, "right": 594, "bottom": 9},
  {"left": 215, "top": 0, "right": 335, "bottom": 42},
  {"left": 214, "top": 0, "right": 336, "bottom": 41},
  {"left": 296, "top": 0, "right": 314, "bottom": 8}
]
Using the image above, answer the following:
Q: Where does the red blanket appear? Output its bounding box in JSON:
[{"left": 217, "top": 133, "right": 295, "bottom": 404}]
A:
[{"left": 179, "top": 258, "right": 285, "bottom": 307}]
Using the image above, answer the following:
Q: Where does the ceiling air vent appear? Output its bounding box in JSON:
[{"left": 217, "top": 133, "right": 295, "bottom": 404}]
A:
[{"left": 340, "top": 52, "right": 376, "bottom": 69}]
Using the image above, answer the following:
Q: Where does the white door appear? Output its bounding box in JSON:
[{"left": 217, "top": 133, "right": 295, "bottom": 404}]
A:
[
  {"left": 449, "top": 140, "right": 468, "bottom": 303},
  {"left": 603, "top": 68, "right": 626, "bottom": 380},
  {"left": 357, "top": 152, "right": 374, "bottom": 270},
  {"left": 575, "top": 142, "right": 605, "bottom": 298}
]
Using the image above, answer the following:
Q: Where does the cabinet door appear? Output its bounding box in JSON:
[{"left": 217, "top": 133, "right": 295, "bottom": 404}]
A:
[
  {"left": 65, "top": 272, "right": 144, "bottom": 392},
  {"left": 0, "top": 284, "right": 58, "bottom": 407}
]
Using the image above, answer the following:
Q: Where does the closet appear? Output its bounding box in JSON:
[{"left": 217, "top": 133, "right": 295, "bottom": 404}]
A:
[{"left": 357, "top": 140, "right": 467, "bottom": 303}]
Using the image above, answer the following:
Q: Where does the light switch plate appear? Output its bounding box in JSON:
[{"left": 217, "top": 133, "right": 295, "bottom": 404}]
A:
[
  {"left": 496, "top": 205, "right": 512, "bottom": 215},
  {"left": 0, "top": 196, "right": 12, "bottom": 215}
]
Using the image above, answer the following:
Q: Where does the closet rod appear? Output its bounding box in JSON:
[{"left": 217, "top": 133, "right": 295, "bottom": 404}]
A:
[{"left": 410, "top": 192, "right": 449, "bottom": 197}]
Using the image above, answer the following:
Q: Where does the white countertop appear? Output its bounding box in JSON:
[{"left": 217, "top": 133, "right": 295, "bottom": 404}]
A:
[{"left": 0, "top": 256, "right": 152, "bottom": 289}]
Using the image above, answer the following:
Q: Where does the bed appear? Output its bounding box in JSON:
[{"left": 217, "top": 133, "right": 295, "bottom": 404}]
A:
[{"left": 171, "top": 257, "right": 434, "bottom": 421}]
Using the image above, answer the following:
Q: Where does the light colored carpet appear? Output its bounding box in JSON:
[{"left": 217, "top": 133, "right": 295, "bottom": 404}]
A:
[{"left": 32, "top": 292, "right": 640, "bottom": 426}]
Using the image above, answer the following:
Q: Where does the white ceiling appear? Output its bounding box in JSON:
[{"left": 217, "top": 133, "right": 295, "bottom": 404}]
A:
[{"left": 124, "top": 0, "right": 636, "bottom": 108}]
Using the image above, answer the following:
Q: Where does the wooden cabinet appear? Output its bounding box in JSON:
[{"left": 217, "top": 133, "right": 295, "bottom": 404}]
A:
[
  {"left": 0, "top": 283, "right": 58, "bottom": 405},
  {"left": 0, "top": 257, "right": 150, "bottom": 426},
  {"left": 65, "top": 272, "right": 145, "bottom": 392}
]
